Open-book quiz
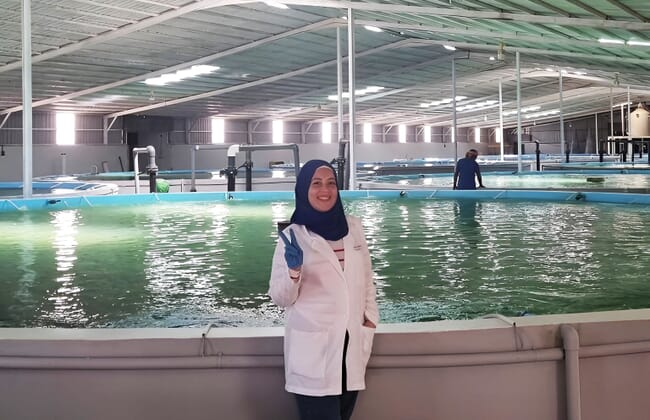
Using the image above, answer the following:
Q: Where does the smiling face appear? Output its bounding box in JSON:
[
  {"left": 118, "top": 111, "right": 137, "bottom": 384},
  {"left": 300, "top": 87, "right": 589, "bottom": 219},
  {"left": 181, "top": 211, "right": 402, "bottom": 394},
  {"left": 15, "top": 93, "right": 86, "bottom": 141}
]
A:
[{"left": 308, "top": 166, "right": 338, "bottom": 212}]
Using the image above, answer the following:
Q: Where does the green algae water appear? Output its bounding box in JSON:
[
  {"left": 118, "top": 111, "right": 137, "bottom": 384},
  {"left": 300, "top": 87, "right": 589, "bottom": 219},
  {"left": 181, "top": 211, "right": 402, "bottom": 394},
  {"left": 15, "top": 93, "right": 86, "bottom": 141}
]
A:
[
  {"left": 1, "top": 198, "right": 649, "bottom": 328},
  {"left": 364, "top": 172, "right": 650, "bottom": 191}
]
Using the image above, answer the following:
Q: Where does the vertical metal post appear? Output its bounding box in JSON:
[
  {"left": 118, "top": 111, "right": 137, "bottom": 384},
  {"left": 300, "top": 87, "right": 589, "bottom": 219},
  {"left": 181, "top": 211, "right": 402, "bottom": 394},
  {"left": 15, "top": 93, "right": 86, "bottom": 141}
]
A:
[
  {"left": 347, "top": 8, "right": 356, "bottom": 190},
  {"left": 516, "top": 51, "right": 522, "bottom": 172},
  {"left": 498, "top": 78, "right": 504, "bottom": 161},
  {"left": 452, "top": 57, "right": 457, "bottom": 164},
  {"left": 559, "top": 69, "right": 565, "bottom": 156},
  {"left": 22, "top": 0, "right": 33, "bottom": 198},
  {"left": 610, "top": 85, "right": 614, "bottom": 155},
  {"left": 336, "top": 27, "right": 345, "bottom": 188},
  {"left": 594, "top": 113, "right": 599, "bottom": 154}
]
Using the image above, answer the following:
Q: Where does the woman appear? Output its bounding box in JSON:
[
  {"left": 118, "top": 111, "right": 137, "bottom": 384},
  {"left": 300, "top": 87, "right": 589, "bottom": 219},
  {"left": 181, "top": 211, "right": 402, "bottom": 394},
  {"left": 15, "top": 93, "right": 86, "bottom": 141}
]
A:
[{"left": 268, "top": 159, "right": 379, "bottom": 420}]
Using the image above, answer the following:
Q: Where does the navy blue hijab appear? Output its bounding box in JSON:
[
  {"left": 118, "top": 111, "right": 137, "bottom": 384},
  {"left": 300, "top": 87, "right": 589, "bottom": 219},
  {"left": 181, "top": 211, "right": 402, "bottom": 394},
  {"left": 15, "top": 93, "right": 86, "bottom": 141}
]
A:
[{"left": 290, "top": 159, "right": 349, "bottom": 241}]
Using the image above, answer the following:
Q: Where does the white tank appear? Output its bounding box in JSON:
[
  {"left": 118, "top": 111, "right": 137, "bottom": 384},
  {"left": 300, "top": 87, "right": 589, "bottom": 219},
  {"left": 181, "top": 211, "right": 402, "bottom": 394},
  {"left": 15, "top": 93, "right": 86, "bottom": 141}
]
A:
[{"left": 630, "top": 102, "right": 650, "bottom": 137}]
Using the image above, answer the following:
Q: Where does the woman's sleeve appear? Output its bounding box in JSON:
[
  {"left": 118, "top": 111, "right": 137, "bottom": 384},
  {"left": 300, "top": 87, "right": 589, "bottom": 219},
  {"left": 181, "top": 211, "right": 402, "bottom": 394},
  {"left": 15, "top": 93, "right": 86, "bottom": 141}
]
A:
[
  {"left": 268, "top": 234, "right": 301, "bottom": 308},
  {"left": 357, "top": 220, "right": 379, "bottom": 325}
]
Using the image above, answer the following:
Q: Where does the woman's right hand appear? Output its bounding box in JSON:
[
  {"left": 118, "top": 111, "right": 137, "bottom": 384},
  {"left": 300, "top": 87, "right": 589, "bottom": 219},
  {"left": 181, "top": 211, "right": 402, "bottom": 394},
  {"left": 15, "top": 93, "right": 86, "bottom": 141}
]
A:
[{"left": 279, "top": 228, "right": 303, "bottom": 270}]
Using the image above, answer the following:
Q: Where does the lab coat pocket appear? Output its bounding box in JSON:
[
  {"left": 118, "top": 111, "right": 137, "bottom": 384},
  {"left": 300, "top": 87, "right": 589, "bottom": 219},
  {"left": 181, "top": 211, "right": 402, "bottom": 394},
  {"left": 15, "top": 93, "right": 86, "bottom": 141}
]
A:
[
  {"left": 360, "top": 325, "right": 376, "bottom": 366},
  {"left": 288, "top": 329, "right": 328, "bottom": 379}
]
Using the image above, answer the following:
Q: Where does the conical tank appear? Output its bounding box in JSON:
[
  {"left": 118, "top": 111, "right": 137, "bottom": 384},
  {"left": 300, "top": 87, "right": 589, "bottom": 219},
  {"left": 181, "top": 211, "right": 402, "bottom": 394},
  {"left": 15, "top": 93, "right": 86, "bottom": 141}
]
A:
[{"left": 630, "top": 102, "right": 650, "bottom": 137}]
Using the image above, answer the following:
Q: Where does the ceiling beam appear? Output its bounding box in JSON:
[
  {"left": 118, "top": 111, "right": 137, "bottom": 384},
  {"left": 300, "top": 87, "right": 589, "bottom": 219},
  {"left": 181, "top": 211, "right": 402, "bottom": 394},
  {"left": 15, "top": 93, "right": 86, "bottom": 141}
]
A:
[
  {"left": 283, "top": 0, "right": 650, "bottom": 30},
  {"left": 604, "top": 0, "right": 649, "bottom": 22},
  {"left": 562, "top": 0, "right": 609, "bottom": 19},
  {"left": 104, "top": 39, "right": 417, "bottom": 118},
  {"left": 0, "top": 19, "right": 339, "bottom": 115},
  {"left": 353, "top": 20, "right": 619, "bottom": 50},
  {"left": 0, "top": 0, "right": 259, "bottom": 74}
]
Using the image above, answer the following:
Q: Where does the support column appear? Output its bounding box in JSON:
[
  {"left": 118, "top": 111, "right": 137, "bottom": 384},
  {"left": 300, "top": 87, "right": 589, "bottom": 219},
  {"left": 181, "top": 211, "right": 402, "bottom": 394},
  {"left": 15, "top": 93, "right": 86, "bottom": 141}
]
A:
[
  {"left": 347, "top": 8, "right": 356, "bottom": 190},
  {"left": 22, "top": 0, "right": 33, "bottom": 198}
]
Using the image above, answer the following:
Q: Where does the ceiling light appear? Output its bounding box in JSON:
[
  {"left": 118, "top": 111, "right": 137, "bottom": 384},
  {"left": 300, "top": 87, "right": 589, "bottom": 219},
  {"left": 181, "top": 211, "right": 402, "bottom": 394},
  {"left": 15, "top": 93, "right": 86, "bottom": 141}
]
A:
[
  {"left": 627, "top": 40, "right": 650, "bottom": 47},
  {"left": 489, "top": 56, "right": 495, "bottom": 61},
  {"left": 443, "top": 45, "right": 456, "bottom": 51},
  {"left": 525, "top": 110, "right": 560, "bottom": 119},
  {"left": 598, "top": 38, "right": 625, "bottom": 45},
  {"left": 264, "top": 1, "right": 289, "bottom": 9},
  {"left": 364, "top": 25, "right": 383, "bottom": 32},
  {"left": 144, "top": 65, "right": 219, "bottom": 86},
  {"left": 327, "top": 86, "right": 385, "bottom": 101}
]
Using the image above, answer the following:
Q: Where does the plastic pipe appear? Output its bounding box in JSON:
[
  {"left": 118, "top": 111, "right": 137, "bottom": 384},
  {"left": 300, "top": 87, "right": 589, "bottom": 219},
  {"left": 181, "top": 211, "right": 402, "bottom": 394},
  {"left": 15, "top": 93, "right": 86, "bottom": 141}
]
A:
[
  {"left": 2, "top": 337, "right": 650, "bottom": 372},
  {"left": 132, "top": 146, "right": 157, "bottom": 194},
  {"left": 190, "top": 144, "right": 230, "bottom": 192},
  {"left": 237, "top": 144, "right": 300, "bottom": 179},
  {"left": 561, "top": 324, "right": 581, "bottom": 420}
]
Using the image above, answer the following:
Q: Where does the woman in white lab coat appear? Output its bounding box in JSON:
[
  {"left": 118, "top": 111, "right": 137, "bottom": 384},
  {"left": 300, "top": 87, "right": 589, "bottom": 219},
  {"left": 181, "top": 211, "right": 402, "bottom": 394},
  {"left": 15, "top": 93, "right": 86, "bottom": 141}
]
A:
[{"left": 269, "top": 159, "right": 379, "bottom": 420}]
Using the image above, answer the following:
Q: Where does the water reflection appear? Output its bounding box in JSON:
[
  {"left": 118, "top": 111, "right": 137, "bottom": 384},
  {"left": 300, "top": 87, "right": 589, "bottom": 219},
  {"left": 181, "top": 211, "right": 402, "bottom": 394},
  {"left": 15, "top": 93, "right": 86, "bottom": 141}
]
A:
[
  {"left": 143, "top": 204, "right": 227, "bottom": 324},
  {"left": 44, "top": 209, "right": 87, "bottom": 326}
]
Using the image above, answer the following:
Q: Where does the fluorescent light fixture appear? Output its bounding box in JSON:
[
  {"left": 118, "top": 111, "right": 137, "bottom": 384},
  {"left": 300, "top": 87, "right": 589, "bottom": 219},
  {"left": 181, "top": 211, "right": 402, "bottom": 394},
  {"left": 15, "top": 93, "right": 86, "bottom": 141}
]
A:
[
  {"left": 612, "top": 101, "right": 632, "bottom": 108},
  {"left": 420, "top": 96, "right": 468, "bottom": 108},
  {"left": 598, "top": 38, "right": 625, "bottom": 45},
  {"left": 502, "top": 105, "right": 541, "bottom": 116},
  {"left": 489, "top": 56, "right": 495, "bottom": 61},
  {"left": 265, "top": 1, "right": 289, "bottom": 9},
  {"left": 525, "top": 109, "right": 560, "bottom": 119},
  {"left": 327, "top": 86, "right": 384, "bottom": 101},
  {"left": 145, "top": 65, "right": 219, "bottom": 86},
  {"left": 322, "top": 121, "right": 332, "bottom": 144},
  {"left": 443, "top": 45, "right": 456, "bottom": 51},
  {"left": 627, "top": 40, "right": 650, "bottom": 47},
  {"left": 456, "top": 100, "right": 499, "bottom": 112},
  {"left": 364, "top": 25, "right": 383, "bottom": 32}
]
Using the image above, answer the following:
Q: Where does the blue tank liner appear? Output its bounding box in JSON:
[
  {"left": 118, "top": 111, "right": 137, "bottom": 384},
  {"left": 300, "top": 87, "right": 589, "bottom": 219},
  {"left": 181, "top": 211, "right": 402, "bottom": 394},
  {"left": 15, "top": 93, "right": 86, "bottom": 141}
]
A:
[
  {"left": 2, "top": 189, "right": 650, "bottom": 213},
  {"left": 0, "top": 181, "right": 117, "bottom": 196}
]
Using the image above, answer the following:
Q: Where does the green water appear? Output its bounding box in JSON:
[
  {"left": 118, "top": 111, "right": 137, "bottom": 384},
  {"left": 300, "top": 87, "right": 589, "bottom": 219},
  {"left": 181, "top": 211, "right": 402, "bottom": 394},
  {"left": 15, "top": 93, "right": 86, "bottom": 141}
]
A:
[
  {"left": 1, "top": 198, "right": 649, "bottom": 328},
  {"left": 369, "top": 173, "right": 650, "bottom": 190}
]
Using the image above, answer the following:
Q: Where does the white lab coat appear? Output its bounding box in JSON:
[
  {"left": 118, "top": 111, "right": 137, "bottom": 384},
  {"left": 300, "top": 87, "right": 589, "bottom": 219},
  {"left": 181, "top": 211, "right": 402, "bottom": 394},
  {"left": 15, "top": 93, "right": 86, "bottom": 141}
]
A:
[{"left": 268, "top": 215, "right": 379, "bottom": 396}]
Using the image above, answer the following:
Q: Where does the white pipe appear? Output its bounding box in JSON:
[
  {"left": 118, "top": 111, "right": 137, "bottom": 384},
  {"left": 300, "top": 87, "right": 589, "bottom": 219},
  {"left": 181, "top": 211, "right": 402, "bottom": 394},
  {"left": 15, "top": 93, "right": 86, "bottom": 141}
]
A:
[
  {"left": 561, "top": 324, "right": 582, "bottom": 420},
  {"left": 516, "top": 51, "right": 522, "bottom": 172},
  {"left": 452, "top": 57, "right": 457, "bottom": 164},
  {"left": 347, "top": 8, "right": 356, "bottom": 190},
  {"left": 2, "top": 337, "right": 650, "bottom": 371},
  {"left": 227, "top": 144, "right": 240, "bottom": 158},
  {"left": 595, "top": 113, "right": 599, "bottom": 154},
  {"left": 499, "top": 78, "right": 504, "bottom": 161},
  {"left": 21, "top": 0, "right": 33, "bottom": 198},
  {"left": 558, "top": 69, "right": 566, "bottom": 154},
  {"left": 0, "top": 349, "right": 563, "bottom": 371},
  {"left": 336, "top": 27, "right": 343, "bottom": 144},
  {"left": 133, "top": 153, "right": 140, "bottom": 194},
  {"left": 610, "top": 85, "right": 614, "bottom": 154},
  {"left": 132, "top": 146, "right": 157, "bottom": 194}
]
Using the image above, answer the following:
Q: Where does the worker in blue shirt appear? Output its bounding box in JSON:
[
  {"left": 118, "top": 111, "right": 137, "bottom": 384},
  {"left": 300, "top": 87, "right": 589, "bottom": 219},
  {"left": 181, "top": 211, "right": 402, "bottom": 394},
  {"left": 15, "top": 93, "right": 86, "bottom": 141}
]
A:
[{"left": 453, "top": 149, "right": 485, "bottom": 190}]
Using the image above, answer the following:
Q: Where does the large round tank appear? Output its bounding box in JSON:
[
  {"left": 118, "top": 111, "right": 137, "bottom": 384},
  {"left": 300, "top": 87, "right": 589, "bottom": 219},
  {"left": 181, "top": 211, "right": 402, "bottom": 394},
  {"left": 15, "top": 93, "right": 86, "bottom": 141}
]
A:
[{"left": 630, "top": 102, "right": 650, "bottom": 137}]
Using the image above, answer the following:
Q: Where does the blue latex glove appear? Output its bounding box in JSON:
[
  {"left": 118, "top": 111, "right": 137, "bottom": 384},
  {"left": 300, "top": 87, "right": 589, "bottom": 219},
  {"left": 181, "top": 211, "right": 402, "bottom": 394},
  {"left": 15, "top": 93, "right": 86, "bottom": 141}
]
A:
[{"left": 279, "top": 228, "right": 303, "bottom": 269}]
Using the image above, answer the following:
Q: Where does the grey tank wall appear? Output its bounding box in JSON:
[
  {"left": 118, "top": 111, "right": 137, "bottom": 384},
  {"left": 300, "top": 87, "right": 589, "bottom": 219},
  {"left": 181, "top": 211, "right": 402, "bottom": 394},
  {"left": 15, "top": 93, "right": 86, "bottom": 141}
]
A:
[{"left": 2, "top": 309, "right": 650, "bottom": 420}]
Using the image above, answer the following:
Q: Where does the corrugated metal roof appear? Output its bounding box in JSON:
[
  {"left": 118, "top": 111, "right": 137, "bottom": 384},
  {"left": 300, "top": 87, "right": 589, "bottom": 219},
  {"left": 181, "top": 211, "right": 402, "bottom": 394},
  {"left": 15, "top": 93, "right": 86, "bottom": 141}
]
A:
[{"left": 1, "top": 0, "right": 649, "bottom": 129}]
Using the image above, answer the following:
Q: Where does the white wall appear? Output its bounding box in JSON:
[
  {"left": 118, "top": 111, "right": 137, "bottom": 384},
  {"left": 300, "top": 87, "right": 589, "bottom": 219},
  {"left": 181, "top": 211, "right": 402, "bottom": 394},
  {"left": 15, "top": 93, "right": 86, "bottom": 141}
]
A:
[{"left": 0, "top": 145, "right": 129, "bottom": 181}]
